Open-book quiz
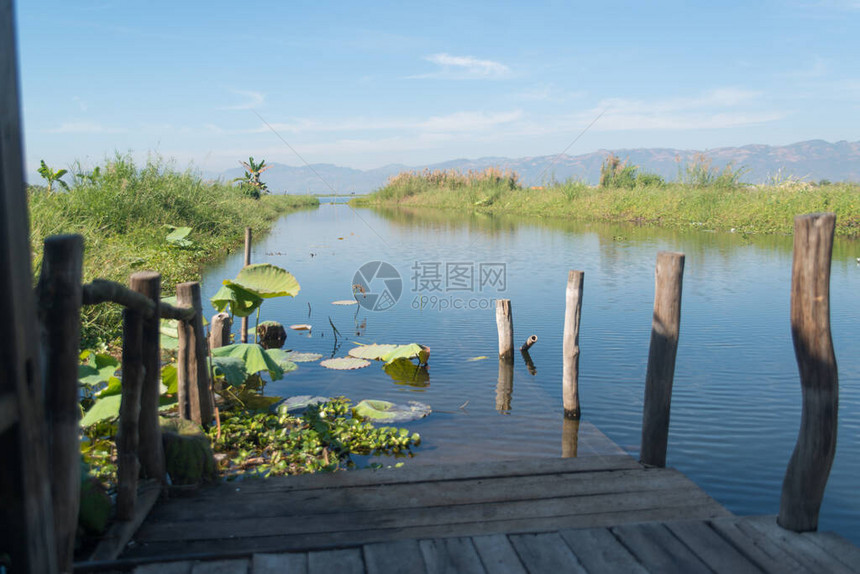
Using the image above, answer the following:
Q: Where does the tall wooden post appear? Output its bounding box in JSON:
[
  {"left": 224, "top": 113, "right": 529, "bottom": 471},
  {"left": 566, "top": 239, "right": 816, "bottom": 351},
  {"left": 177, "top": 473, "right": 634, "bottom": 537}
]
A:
[
  {"left": 116, "top": 306, "right": 144, "bottom": 521},
  {"left": 209, "top": 312, "right": 232, "bottom": 350},
  {"left": 562, "top": 270, "right": 584, "bottom": 419},
  {"left": 131, "top": 272, "right": 165, "bottom": 484},
  {"left": 640, "top": 251, "right": 685, "bottom": 468},
  {"left": 241, "top": 227, "right": 252, "bottom": 344},
  {"left": 0, "top": 1, "right": 58, "bottom": 570},
  {"left": 176, "top": 282, "right": 213, "bottom": 426},
  {"left": 778, "top": 213, "right": 838, "bottom": 532},
  {"left": 37, "top": 235, "right": 83, "bottom": 571},
  {"left": 495, "top": 299, "right": 514, "bottom": 362}
]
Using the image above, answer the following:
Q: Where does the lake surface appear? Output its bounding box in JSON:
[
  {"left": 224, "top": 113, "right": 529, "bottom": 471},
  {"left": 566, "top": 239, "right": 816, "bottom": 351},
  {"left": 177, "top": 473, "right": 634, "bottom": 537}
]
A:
[{"left": 201, "top": 203, "right": 860, "bottom": 543}]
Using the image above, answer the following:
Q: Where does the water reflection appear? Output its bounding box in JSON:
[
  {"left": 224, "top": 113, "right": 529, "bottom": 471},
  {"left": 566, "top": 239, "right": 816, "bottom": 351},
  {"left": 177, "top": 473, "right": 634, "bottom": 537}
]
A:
[
  {"left": 521, "top": 349, "right": 537, "bottom": 375},
  {"left": 562, "top": 417, "right": 580, "bottom": 458},
  {"left": 496, "top": 358, "right": 513, "bottom": 413}
]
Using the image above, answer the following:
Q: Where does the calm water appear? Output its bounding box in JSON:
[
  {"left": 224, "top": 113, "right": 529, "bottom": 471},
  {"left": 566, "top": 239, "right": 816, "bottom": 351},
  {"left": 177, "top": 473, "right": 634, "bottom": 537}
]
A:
[{"left": 201, "top": 204, "right": 860, "bottom": 543}]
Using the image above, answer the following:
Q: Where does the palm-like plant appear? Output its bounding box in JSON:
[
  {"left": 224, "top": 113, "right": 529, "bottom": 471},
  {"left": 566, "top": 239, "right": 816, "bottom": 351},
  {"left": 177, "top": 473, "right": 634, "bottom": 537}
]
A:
[
  {"left": 234, "top": 156, "right": 272, "bottom": 199},
  {"left": 37, "top": 159, "right": 69, "bottom": 192}
]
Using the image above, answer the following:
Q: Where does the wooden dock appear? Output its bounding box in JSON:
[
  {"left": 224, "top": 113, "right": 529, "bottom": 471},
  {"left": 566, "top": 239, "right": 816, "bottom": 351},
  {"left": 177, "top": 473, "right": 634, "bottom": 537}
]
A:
[{"left": 74, "top": 448, "right": 860, "bottom": 573}]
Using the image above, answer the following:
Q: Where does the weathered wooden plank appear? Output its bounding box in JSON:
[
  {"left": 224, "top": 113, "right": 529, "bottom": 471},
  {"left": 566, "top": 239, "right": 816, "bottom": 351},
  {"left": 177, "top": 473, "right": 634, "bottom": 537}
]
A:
[
  {"left": 0, "top": 391, "right": 17, "bottom": 434},
  {"left": 803, "top": 531, "right": 860, "bottom": 572},
  {"left": 664, "top": 519, "right": 761, "bottom": 574},
  {"left": 177, "top": 281, "right": 213, "bottom": 426},
  {"left": 134, "top": 272, "right": 166, "bottom": 484},
  {"left": 558, "top": 527, "right": 647, "bottom": 573},
  {"left": 252, "top": 552, "right": 308, "bottom": 574},
  {"left": 134, "top": 560, "right": 195, "bottom": 574},
  {"left": 640, "top": 251, "right": 684, "bottom": 468},
  {"left": 307, "top": 548, "right": 363, "bottom": 574},
  {"left": 363, "top": 539, "right": 425, "bottom": 574},
  {"left": 779, "top": 212, "right": 838, "bottom": 532},
  {"left": 708, "top": 517, "right": 808, "bottom": 574},
  {"left": 137, "top": 477, "right": 726, "bottom": 543},
  {"left": 37, "top": 234, "right": 84, "bottom": 573},
  {"left": 117, "top": 306, "right": 145, "bottom": 521},
  {"left": 0, "top": 2, "right": 56, "bottom": 570},
  {"left": 148, "top": 467, "right": 697, "bottom": 522},
  {"left": 496, "top": 299, "right": 514, "bottom": 361},
  {"left": 174, "top": 455, "right": 641, "bottom": 496},
  {"left": 470, "top": 535, "right": 527, "bottom": 574},
  {"left": 508, "top": 532, "right": 586, "bottom": 573},
  {"left": 611, "top": 522, "right": 711, "bottom": 573},
  {"left": 190, "top": 558, "right": 250, "bottom": 574},
  {"left": 741, "top": 516, "right": 854, "bottom": 574},
  {"left": 420, "top": 537, "right": 486, "bottom": 573},
  {"left": 91, "top": 480, "right": 162, "bottom": 561}
]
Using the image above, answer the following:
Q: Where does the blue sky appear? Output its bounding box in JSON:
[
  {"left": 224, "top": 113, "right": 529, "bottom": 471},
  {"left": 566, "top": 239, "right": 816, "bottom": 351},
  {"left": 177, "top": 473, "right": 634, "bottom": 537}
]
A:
[{"left": 15, "top": 0, "right": 860, "bottom": 179}]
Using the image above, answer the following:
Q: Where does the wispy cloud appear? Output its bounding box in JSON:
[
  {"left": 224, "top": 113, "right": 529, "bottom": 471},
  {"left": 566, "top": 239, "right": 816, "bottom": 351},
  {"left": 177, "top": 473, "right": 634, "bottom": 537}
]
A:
[
  {"left": 411, "top": 53, "right": 512, "bottom": 79},
  {"left": 47, "top": 121, "right": 125, "bottom": 134},
  {"left": 221, "top": 90, "right": 265, "bottom": 110}
]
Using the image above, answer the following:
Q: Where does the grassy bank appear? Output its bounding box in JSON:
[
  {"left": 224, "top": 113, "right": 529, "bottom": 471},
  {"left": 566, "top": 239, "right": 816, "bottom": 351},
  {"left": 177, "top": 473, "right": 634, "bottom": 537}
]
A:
[
  {"left": 353, "top": 168, "right": 860, "bottom": 238},
  {"left": 29, "top": 155, "right": 318, "bottom": 344}
]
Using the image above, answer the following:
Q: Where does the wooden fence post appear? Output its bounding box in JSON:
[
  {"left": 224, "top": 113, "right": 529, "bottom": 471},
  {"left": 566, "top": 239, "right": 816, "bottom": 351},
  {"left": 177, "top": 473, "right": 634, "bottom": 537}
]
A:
[
  {"left": 563, "top": 270, "right": 584, "bottom": 419},
  {"left": 36, "top": 234, "right": 83, "bottom": 571},
  {"left": 209, "top": 312, "right": 232, "bottom": 350},
  {"left": 640, "top": 251, "right": 685, "bottom": 468},
  {"left": 0, "top": 1, "right": 58, "bottom": 570},
  {"left": 176, "top": 282, "right": 213, "bottom": 426},
  {"left": 241, "top": 227, "right": 252, "bottom": 344},
  {"left": 131, "top": 272, "right": 165, "bottom": 484},
  {"left": 116, "top": 307, "right": 144, "bottom": 521},
  {"left": 495, "top": 299, "right": 514, "bottom": 362},
  {"left": 778, "top": 213, "right": 838, "bottom": 532}
]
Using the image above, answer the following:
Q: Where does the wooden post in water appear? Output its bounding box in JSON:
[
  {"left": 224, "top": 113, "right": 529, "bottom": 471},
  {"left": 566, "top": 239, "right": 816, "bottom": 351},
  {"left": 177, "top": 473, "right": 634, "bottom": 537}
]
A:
[
  {"left": 36, "top": 235, "right": 83, "bottom": 571},
  {"left": 640, "top": 251, "right": 685, "bottom": 468},
  {"left": 562, "top": 270, "right": 584, "bottom": 419},
  {"left": 116, "top": 307, "right": 144, "bottom": 521},
  {"left": 176, "top": 281, "right": 213, "bottom": 426},
  {"left": 495, "top": 299, "right": 514, "bottom": 362},
  {"left": 132, "top": 272, "right": 165, "bottom": 484},
  {"left": 496, "top": 359, "right": 514, "bottom": 412},
  {"left": 241, "top": 227, "right": 252, "bottom": 344},
  {"left": 209, "top": 312, "right": 232, "bottom": 350},
  {"left": 778, "top": 213, "right": 838, "bottom": 532},
  {"left": 0, "top": 1, "right": 58, "bottom": 569}
]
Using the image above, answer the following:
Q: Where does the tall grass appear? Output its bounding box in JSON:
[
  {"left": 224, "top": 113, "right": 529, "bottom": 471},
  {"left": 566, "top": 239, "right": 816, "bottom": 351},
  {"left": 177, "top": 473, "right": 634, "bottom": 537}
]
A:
[
  {"left": 29, "top": 154, "right": 317, "bottom": 345},
  {"left": 354, "top": 166, "right": 860, "bottom": 238}
]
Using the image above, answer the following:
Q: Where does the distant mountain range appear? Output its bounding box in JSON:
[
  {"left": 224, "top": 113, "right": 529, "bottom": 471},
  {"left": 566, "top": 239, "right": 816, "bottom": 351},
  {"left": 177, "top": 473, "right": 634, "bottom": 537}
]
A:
[{"left": 214, "top": 139, "right": 860, "bottom": 195}]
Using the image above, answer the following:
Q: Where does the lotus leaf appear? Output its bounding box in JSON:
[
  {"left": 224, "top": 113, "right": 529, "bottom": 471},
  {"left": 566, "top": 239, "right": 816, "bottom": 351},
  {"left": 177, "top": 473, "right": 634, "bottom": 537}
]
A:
[
  {"left": 211, "top": 343, "right": 284, "bottom": 380},
  {"left": 348, "top": 344, "right": 398, "bottom": 360},
  {"left": 276, "top": 395, "right": 329, "bottom": 415},
  {"left": 78, "top": 352, "right": 119, "bottom": 387},
  {"left": 210, "top": 284, "right": 263, "bottom": 318},
  {"left": 331, "top": 299, "right": 357, "bottom": 305},
  {"left": 96, "top": 377, "right": 122, "bottom": 398},
  {"left": 165, "top": 226, "right": 193, "bottom": 247},
  {"left": 320, "top": 357, "right": 371, "bottom": 370},
  {"left": 261, "top": 348, "right": 299, "bottom": 373},
  {"left": 352, "top": 399, "right": 431, "bottom": 423},
  {"left": 226, "top": 263, "right": 300, "bottom": 299},
  {"left": 383, "top": 358, "right": 430, "bottom": 387},
  {"left": 283, "top": 351, "right": 323, "bottom": 363},
  {"left": 380, "top": 343, "right": 430, "bottom": 365},
  {"left": 211, "top": 356, "right": 249, "bottom": 387},
  {"left": 161, "top": 364, "right": 178, "bottom": 394},
  {"left": 80, "top": 394, "right": 122, "bottom": 427}
]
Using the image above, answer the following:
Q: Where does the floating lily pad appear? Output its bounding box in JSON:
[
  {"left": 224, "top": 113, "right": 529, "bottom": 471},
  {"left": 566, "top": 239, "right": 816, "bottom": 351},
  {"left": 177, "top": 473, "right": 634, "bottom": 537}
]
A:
[
  {"left": 383, "top": 359, "right": 430, "bottom": 388},
  {"left": 467, "top": 356, "right": 488, "bottom": 362},
  {"left": 276, "top": 395, "right": 330, "bottom": 415},
  {"left": 332, "top": 299, "right": 358, "bottom": 306},
  {"left": 290, "top": 324, "right": 312, "bottom": 330},
  {"left": 381, "top": 343, "right": 430, "bottom": 365},
  {"left": 320, "top": 357, "right": 371, "bottom": 370},
  {"left": 348, "top": 344, "right": 398, "bottom": 360},
  {"left": 352, "top": 399, "right": 431, "bottom": 423},
  {"left": 283, "top": 351, "right": 323, "bottom": 363}
]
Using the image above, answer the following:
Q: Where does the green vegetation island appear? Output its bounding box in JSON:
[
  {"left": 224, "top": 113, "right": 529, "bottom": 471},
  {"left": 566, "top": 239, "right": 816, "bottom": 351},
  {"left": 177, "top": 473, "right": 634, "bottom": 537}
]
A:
[{"left": 352, "top": 155, "right": 860, "bottom": 239}]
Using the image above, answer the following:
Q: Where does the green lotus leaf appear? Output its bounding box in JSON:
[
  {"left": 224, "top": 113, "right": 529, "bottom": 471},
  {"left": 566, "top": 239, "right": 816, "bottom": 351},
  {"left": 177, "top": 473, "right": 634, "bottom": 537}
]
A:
[
  {"left": 226, "top": 263, "right": 300, "bottom": 299},
  {"left": 210, "top": 284, "right": 263, "bottom": 318},
  {"left": 211, "top": 356, "right": 248, "bottom": 387},
  {"left": 276, "top": 395, "right": 330, "bottom": 415},
  {"left": 165, "top": 226, "right": 193, "bottom": 247},
  {"left": 383, "top": 358, "right": 430, "bottom": 388},
  {"left": 211, "top": 343, "right": 284, "bottom": 380},
  {"left": 352, "top": 399, "right": 431, "bottom": 423},
  {"left": 261, "top": 348, "right": 299, "bottom": 373},
  {"left": 78, "top": 352, "right": 119, "bottom": 387},
  {"left": 80, "top": 394, "right": 122, "bottom": 427},
  {"left": 97, "top": 376, "right": 123, "bottom": 398},
  {"left": 320, "top": 357, "right": 371, "bottom": 370},
  {"left": 161, "top": 364, "right": 178, "bottom": 394},
  {"left": 381, "top": 343, "right": 430, "bottom": 365},
  {"left": 348, "top": 344, "right": 398, "bottom": 360}
]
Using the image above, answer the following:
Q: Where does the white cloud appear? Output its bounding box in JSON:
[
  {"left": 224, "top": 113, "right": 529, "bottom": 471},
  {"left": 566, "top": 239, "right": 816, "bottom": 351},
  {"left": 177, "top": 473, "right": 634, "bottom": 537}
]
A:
[
  {"left": 221, "top": 90, "right": 265, "bottom": 110},
  {"left": 412, "top": 53, "right": 512, "bottom": 79},
  {"left": 47, "top": 121, "right": 125, "bottom": 134}
]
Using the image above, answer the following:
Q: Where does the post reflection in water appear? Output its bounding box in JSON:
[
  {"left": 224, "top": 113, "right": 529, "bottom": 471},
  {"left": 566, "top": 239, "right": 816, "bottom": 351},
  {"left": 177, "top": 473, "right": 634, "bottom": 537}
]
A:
[
  {"left": 495, "top": 358, "right": 514, "bottom": 413},
  {"left": 562, "top": 417, "right": 581, "bottom": 458},
  {"left": 521, "top": 349, "right": 537, "bottom": 376}
]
